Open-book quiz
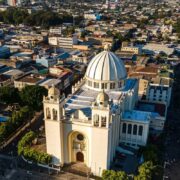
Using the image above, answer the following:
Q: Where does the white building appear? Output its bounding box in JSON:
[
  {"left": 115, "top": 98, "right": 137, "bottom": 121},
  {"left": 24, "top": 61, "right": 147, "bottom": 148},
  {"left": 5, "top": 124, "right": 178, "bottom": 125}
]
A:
[
  {"left": 146, "top": 77, "right": 172, "bottom": 107},
  {"left": 48, "top": 35, "right": 78, "bottom": 49},
  {"left": 49, "top": 27, "right": 62, "bottom": 35},
  {"left": 44, "top": 46, "right": 163, "bottom": 176}
]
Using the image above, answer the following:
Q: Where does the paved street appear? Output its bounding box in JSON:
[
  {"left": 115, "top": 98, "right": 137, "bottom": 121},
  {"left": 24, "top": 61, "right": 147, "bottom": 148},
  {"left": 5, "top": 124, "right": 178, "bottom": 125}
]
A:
[
  {"left": 163, "top": 109, "right": 180, "bottom": 180},
  {"left": 0, "top": 154, "right": 88, "bottom": 180}
]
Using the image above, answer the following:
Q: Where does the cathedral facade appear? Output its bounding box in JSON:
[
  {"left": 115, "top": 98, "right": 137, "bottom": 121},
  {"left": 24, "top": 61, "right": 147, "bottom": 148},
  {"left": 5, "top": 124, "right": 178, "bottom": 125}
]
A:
[{"left": 43, "top": 48, "right": 150, "bottom": 175}]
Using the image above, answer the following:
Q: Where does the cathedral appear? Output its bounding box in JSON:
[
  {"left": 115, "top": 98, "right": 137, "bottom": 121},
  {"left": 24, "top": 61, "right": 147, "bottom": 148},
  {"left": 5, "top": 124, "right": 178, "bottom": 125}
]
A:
[{"left": 43, "top": 46, "right": 151, "bottom": 176}]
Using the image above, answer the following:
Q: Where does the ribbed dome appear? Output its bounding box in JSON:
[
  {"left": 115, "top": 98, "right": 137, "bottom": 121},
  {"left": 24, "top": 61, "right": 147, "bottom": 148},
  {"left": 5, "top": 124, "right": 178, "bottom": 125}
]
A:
[{"left": 85, "top": 50, "right": 127, "bottom": 81}]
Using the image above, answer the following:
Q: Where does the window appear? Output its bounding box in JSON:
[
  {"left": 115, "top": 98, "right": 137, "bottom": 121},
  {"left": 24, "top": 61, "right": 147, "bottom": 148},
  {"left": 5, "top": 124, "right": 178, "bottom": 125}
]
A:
[
  {"left": 122, "top": 123, "right": 126, "bottom": 133},
  {"left": 94, "top": 82, "right": 99, "bottom": 88},
  {"left": 46, "top": 108, "right": 51, "bottom": 119},
  {"left": 133, "top": 125, "right": 137, "bottom": 135},
  {"left": 77, "top": 134, "right": 84, "bottom": 141},
  {"left": 52, "top": 108, "right": 57, "bottom": 120},
  {"left": 110, "top": 83, "right": 115, "bottom": 89},
  {"left": 101, "top": 116, "right": 107, "bottom": 127},
  {"left": 138, "top": 126, "right": 143, "bottom": 136},
  {"left": 94, "top": 114, "right": 99, "bottom": 127},
  {"left": 102, "top": 83, "right": 104, "bottom": 89},
  {"left": 128, "top": 124, "right": 132, "bottom": 134}
]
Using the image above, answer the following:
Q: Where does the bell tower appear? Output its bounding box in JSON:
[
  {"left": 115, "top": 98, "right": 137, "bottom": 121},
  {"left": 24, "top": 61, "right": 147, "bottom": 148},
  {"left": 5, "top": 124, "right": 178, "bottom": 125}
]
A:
[
  {"left": 43, "top": 85, "right": 65, "bottom": 165},
  {"left": 92, "top": 91, "right": 111, "bottom": 128}
]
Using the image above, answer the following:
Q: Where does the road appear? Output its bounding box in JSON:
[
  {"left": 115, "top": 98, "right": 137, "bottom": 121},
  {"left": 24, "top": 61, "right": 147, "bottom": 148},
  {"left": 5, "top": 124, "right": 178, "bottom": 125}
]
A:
[
  {"left": 0, "top": 154, "right": 87, "bottom": 180},
  {"left": 163, "top": 109, "right": 180, "bottom": 180}
]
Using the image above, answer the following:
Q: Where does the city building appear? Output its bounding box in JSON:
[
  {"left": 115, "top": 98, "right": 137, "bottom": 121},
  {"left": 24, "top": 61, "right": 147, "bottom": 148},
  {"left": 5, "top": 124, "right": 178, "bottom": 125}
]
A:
[
  {"left": 121, "top": 42, "right": 141, "bottom": 55},
  {"left": 48, "top": 34, "right": 78, "bottom": 49},
  {"left": 14, "top": 73, "right": 46, "bottom": 90},
  {"left": 146, "top": 77, "right": 172, "bottom": 107}
]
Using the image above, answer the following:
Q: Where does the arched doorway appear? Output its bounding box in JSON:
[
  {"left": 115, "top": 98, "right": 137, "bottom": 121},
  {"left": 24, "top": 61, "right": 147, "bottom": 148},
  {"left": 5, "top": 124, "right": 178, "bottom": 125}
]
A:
[
  {"left": 76, "top": 152, "right": 84, "bottom": 162},
  {"left": 68, "top": 131, "right": 88, "bottom": 164}
]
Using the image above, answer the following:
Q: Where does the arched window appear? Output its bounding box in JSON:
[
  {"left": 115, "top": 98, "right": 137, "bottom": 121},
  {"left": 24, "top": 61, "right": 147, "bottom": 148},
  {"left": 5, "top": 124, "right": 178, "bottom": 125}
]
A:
[
  {"left": 128, "top": 124, "right": 132, "bottom": 134},
  {"left": 52, "top": 108, "right": 57, "bottom": 120},
  {"left": 93, "top": 114, "right": 99, "bottom": 127},
  {"left": 138, "top": 126, "right": 143, "bottom": 136},
  {"left": 46, "top": 108, "right": 51, "bottom": 119},
  {"left": 101, "top": 116, "right": 107, "bottom": 127},
  {"left": 122, "top": 123, "right": 126, "bottom": 133},
  {"left": 133, "top": 125, "right": 137, "bottom": 135}
]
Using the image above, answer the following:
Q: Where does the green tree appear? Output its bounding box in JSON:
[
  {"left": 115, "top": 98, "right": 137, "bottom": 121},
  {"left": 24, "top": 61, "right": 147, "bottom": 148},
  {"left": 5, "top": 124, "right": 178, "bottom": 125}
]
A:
[
  {"left": 116, "top": 171, "right": 129, "bottom": 180},
  {"left": 135, "top": 161, "right": 156, "bottom": 180},
  {"left": 20, "top": 85, "right": 47, "bottom": 111},
  {"left": 102, "top": 170, "right": 128, "bottom": 180},
  {"left": 18, "top": 131, "right": 52, "bottom": 164}
]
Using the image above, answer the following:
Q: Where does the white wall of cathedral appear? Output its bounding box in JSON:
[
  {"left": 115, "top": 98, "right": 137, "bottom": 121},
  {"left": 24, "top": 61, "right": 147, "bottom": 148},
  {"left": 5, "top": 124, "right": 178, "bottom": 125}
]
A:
[
  {"left": 119, "top": 120, "right": 149, "bottom": 147},
  {"left": 44, "top": 97, "right": 65, "bottom": 165},
  {"left": 62, "top": 122, "right": 111, "bottom": 176},
  {"left": 63, "top": 123, "right": 91, "bottom": 165},
  {"left": 45, "top": 120, "right": 63, "bottom": 164}
]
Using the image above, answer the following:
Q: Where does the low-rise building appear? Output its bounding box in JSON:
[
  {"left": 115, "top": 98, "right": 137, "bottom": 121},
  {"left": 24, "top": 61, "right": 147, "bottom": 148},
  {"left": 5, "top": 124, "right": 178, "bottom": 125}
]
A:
[
  {"left": 49, "top": 34, "right": 78, "bottom": 49},
  {"left": 14, "top": 73, "right": 46, "bottom": 90},
  {"left": 120, "top": 110, "right": 150, "bottom": 147},
  {"left": 3, "top": 69, "right": 24, "bottom": 81},
  {"left": 121, "top": 42, "right": 141, "bottom": 55}
]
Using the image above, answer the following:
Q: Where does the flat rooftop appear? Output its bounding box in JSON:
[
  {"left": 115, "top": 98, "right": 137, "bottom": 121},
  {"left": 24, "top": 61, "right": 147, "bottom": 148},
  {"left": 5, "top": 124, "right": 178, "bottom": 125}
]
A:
[
  {"left": 122, "top": 110, "right": 150, "bottom": 123},
  {"left": 15, "top": 74, "right": 46, "bottom": 84},
  {"left": 3, "top": 69, "right": 23, "bottom": 76}
]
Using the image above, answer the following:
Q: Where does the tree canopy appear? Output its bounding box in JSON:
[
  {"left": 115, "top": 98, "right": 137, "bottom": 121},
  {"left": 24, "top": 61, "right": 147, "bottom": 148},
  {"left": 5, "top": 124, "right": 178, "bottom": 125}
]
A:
[
  {"left": 20, "top": 85, "right": 47, "bottom": 111},
  {"left": 18, "top": 131, "right": 52, "bottom": 164},
  {"left": 0, "top": 8, "right": 73, "bottom": 28},
  {"left": 102, "top": 170, "right": 129, "bottom": 180}
]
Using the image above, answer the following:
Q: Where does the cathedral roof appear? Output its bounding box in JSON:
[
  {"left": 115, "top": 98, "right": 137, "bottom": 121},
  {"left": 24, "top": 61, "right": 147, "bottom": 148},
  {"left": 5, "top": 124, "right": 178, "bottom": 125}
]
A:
[{"left": 85, "top": 48, "right": 127, "bottom": 82}]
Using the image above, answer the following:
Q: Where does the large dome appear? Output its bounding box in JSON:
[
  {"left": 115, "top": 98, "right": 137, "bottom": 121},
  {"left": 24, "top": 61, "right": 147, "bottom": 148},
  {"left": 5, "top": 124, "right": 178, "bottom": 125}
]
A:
[
  {"left": 85, "top": 49, "right": 127, "bottom": 91},
  {"left": 86, "top": 50, "right": 127, "bottom": 82}
]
